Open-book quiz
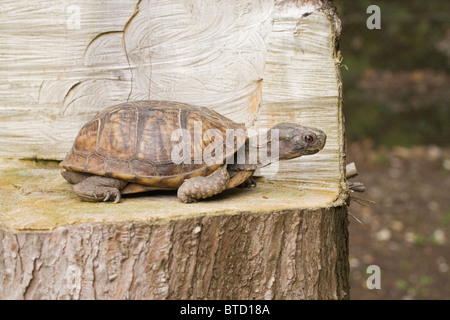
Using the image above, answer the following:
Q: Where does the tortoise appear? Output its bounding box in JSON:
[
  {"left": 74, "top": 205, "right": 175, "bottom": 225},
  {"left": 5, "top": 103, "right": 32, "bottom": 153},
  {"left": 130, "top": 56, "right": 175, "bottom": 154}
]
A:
[{"left": 60, "top": 100, "right": 326, "bottom": 203}]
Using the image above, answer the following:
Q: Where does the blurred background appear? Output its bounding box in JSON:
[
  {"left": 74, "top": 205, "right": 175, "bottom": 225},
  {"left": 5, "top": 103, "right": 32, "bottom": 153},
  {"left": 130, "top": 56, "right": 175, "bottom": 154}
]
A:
[{"left": 334, "top": 0, "right": 450, "bottom": 299}]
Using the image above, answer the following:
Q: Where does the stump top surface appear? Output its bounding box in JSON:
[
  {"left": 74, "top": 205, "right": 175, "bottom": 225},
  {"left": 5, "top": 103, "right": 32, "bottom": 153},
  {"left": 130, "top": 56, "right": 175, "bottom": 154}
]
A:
[{"left": 0, "top": 159, "right": 343, "bottom": 232}]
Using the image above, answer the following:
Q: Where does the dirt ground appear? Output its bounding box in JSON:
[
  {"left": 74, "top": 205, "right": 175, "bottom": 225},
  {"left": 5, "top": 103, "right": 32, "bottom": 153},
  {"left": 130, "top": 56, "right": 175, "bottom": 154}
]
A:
[{"left": 346, "top": 140, "right": 450, "bottom": 300}]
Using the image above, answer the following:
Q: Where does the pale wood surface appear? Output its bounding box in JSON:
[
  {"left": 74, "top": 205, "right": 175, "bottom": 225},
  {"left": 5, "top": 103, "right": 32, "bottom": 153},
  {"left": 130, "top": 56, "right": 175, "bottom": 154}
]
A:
[{"left": 0, "top": 159, "right": 345, "bottom": 232}]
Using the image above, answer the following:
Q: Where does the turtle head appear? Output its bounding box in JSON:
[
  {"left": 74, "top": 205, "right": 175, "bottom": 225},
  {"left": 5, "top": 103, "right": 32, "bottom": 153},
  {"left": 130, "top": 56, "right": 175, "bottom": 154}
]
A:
[{"left": 269, "top": 122, "right": 326, "bottom": 160}]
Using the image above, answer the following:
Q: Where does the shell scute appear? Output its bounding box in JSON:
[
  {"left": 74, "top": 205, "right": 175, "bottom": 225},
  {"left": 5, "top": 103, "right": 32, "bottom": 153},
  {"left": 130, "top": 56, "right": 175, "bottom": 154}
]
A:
[
  {"left": 135, "top": 107, "right": 179, "bottom": 164},
  {"left": 97, "top": 107, "right": 137, "bottom": 159},
  {"left": 129, "top": 159, "right": 158, "bottom": 177},
  {"left": 87, "top": 154, "right": 106, "bottom": 172},
  {"left": 74, "top": 119, "right": 98, "bottom": 155}
]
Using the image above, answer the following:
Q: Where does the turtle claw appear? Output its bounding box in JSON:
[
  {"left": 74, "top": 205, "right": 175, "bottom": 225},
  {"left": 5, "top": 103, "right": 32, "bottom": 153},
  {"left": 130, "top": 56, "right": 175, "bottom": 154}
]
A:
[
  {"left": 112, "top": 191, "right": 121, "bottom": 204},
  {"left": 102, "top": 189, "right": 121, "bottom": 203},
  {"left": 184, "top": 197, "right": 197, "bottom": 204},
  {"left": 103, "top": 191, "right": 111, "bottom": 202}
]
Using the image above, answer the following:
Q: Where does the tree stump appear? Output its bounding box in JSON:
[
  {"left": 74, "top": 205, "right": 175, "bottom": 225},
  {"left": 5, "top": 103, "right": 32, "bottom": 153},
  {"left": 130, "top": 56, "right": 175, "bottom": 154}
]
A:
[{"left": 0, "top": 0, "right": 349, "bottom": 299}]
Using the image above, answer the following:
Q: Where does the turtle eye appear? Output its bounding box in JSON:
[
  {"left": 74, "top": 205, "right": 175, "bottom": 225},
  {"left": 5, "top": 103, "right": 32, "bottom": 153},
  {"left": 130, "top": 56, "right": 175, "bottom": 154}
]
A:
[{"left": 304, "top": 134, "right": 315, "bottom": 143}]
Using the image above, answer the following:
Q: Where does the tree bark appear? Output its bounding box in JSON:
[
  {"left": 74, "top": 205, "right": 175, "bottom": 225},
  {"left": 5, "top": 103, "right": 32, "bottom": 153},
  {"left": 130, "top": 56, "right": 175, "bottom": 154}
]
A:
[{"left": 0, "top": 207, "right": 349, "bottom": 300}]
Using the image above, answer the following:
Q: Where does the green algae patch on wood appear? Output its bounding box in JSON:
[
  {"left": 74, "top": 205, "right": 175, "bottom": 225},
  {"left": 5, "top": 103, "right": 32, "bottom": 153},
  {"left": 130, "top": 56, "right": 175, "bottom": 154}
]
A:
[{"left": 0, "top": 160, "right": 341, "bottom": 232}]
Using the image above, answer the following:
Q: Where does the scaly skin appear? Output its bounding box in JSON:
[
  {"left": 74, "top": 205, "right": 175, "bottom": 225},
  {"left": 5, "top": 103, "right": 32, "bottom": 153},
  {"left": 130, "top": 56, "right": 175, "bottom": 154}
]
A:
[{"left": 177, "top": 165, "right": 229, "bottom": 203}]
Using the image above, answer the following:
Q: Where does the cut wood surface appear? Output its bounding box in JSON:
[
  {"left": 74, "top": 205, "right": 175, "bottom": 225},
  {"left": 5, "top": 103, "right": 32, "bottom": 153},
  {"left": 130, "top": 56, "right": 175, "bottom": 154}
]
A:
[{"left": 0, "top": 159, "right": 346, "bottom": 231}]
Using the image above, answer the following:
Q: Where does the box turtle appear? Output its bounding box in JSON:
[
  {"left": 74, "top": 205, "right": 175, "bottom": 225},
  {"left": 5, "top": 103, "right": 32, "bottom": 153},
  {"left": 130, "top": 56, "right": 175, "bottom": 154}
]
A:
[{"left": 60, "top": 100, "right": 326, "bottom": 203}]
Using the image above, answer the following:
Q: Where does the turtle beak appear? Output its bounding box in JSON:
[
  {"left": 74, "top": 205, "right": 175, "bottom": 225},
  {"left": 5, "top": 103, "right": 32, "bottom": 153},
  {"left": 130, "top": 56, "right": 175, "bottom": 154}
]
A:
[{"left": 300, "top": 148, "right": 321, "bottom": 155}]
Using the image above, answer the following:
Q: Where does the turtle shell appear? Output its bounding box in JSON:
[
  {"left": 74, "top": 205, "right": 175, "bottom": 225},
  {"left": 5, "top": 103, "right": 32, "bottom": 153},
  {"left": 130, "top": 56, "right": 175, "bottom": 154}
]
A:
[{"left": 60, "top": 100, "right": 247, "bottom": 189}]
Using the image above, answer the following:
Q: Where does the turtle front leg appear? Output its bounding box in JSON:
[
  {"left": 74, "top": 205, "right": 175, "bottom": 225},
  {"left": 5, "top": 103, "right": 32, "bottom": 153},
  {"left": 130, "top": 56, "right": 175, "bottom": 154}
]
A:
[
  {"left": 177, "top": 165, "right": 229, "bottom": 203},
  {"left": 69, "top": 174, "right": 128, "bottom": 203}
]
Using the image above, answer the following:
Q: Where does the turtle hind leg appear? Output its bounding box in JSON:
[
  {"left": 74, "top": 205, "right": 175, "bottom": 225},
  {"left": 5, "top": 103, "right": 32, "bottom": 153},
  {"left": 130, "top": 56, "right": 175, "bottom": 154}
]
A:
[
  {"left": 71, "top": 175, "right": 128, "bottom": 203},
  {"left": 61, "top": 169, "right": 91, "bottom": 185},
  {"left": 177, "top": 165, "right": 229, "bottom": 203}
]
